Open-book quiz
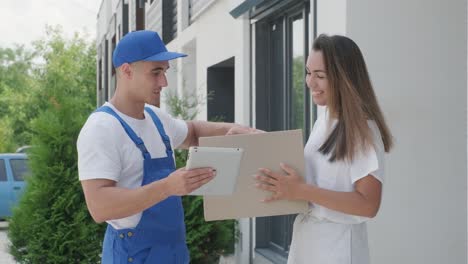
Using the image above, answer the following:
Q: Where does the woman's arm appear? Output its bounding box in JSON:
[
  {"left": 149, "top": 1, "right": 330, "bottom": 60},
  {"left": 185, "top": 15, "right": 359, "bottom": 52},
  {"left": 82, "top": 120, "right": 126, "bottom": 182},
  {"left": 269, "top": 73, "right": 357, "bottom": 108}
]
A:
[{"left": 255, "top": 163, "right": 382, "bottom": 218}]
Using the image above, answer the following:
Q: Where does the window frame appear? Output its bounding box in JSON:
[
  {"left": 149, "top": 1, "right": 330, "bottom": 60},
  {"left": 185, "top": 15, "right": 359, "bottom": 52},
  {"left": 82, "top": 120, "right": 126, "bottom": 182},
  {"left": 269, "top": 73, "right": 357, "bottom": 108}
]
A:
[
  {"left": 253, "top": 0, "right": 315, "bottom": 262},
  {"left": 0, "top": 159, "right": 7, "bottom": 182}
]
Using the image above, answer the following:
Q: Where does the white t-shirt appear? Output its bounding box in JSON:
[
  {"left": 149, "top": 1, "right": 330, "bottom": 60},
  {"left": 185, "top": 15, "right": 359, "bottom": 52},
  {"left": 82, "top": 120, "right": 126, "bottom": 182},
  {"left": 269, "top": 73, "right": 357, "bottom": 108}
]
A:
[
  {"left": 77, "top": 102, "right": 188, "bottom": 229},
  {"left": 304, "top": 111, "right": 385, "bottom": 224},
  {"left": 288, "top": 111, "right": 386, "bottom": 264}
]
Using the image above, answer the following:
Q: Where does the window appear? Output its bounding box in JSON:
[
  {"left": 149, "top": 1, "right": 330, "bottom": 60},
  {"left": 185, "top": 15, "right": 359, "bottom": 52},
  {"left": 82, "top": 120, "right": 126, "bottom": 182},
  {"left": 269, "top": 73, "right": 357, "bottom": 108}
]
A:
[
  {"left": 10, "top": 159, "right": 29, "bottom": 181},
  {"left": 207, "top": 57, "right": 235, "bottom": 123},
  {"left": 290, "top": 13, "right": 306, "bottom": 130},
  {"left": 0, "top": 160, "right": 6, "bottom": 182},
  {"left": 111, "top": 34, "right": 117, "bottom": 97},
  {"left": 98, "top": 59, "right": 102, "bottom": 92},
  {"left": 255, "top": 0, "right": 312, "bottom": 136},
  {"left": 123, "top": 2, "right": 129, "bottom": 35},
  {"left": 111, "top": 34, "right": 116, "bottom": 77},
  {"left": 136, "top": 0, "right": 145, "bottom": 30},
  {"left": 162, "top": 0, "right": 178, "bottom": 43}
]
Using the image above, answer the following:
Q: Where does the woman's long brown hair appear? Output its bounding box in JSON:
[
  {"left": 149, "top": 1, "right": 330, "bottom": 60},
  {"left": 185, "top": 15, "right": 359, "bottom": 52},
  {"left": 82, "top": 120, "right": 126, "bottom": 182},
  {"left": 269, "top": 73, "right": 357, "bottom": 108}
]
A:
[{"left": 313, "top": 34, "right": 393, "bottom": 162}]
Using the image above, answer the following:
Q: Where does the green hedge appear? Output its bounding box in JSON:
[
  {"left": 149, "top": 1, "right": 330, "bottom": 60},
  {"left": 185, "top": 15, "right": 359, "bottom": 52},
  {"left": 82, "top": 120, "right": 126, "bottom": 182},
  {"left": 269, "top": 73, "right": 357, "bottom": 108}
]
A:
[
  {"left": 167, "top": 89, "right": 237, "bottom": 263},
  {"left": 175, "top": 150, "right": 236, "bottom": 263},
  {"left": 8, "top": 28, "right": 104, "bottom": 263},
  {"left": 8, "top": 101, "right": 105, "bottom": 264}
]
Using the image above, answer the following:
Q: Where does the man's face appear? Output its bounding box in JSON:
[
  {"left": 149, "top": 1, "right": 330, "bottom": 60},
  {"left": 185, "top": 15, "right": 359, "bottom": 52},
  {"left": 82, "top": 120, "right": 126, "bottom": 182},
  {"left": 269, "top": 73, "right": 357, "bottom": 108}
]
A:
[{"left": 131, "top": 60, "right": 169, "bottom": 106}]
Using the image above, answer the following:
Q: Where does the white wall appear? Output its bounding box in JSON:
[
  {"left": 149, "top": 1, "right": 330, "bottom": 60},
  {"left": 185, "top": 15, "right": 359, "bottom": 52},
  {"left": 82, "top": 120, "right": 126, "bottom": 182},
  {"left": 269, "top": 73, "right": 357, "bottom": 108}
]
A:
[
  {"left": 165, "top": 0, "right": 250, "bottom": 125},
  {"left": 315, "top": 0, "right": 347, "bottom": 118},
  {"left": 97, "top": 0, "right": 111, "bottom": 42},
  {"left": 346, "top": 0, "right": 467, "bottom": 263},
  {"left": 317, "top": 0, "right": 347, "bottom": 35}
]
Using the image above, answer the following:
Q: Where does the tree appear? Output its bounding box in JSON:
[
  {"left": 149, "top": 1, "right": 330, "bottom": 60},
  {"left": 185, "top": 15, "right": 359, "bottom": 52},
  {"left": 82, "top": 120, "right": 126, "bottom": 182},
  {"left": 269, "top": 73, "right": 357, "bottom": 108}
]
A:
[
  {"left": 8, "top": 27, "right": 103, "bottom": 263},
  {"left": 292, "top": 55, "right": 305, "bottom": 129},
  {"left": 0, "top": 45, "right": 36, "bottom": 151}
]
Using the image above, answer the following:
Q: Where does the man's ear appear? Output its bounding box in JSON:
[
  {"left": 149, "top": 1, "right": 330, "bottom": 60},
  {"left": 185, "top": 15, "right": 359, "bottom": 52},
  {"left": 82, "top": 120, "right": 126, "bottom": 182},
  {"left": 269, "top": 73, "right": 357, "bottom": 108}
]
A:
[{"left": 119, "top": 63, "right": 133, "bottom": 79}]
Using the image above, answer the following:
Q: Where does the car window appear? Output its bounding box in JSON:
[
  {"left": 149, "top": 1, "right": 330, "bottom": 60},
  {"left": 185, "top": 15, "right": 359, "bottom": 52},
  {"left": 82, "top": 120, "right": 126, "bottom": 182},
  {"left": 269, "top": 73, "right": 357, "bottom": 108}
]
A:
[
  {"left": 10, "top": 159, "right": 30, "bottom": 181},
  {"left": 0, "top": 160, "right": 6, "bottom": 181}
]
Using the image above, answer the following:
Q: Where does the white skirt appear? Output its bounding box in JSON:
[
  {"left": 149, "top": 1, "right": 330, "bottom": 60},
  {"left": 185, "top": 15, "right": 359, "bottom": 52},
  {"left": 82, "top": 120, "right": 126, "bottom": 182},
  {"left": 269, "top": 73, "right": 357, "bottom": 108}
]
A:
[{"left": 287, "top": 213, "right": 370, "bottom": 264}]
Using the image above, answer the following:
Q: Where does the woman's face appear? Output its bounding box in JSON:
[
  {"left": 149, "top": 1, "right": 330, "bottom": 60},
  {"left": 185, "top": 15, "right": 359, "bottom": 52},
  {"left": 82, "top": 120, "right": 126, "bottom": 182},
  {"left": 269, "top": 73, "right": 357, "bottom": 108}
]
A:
[{"left": 306, "top": 50, "right": 329, "bottom": 106}]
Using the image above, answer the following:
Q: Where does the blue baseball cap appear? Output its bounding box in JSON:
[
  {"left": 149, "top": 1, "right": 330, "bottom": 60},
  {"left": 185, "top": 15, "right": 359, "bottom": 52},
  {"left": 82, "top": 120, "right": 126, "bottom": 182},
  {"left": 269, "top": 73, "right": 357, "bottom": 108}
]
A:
[{"left": 112, "top": 30, "right": 187, "bottom": 68}]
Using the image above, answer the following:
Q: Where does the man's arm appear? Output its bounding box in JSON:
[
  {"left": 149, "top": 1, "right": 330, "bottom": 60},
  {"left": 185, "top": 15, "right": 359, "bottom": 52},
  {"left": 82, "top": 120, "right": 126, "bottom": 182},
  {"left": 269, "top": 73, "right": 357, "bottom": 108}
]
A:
[
  {"left": 81, "top": 167, "right": 215, "bottom": 223},
  {"left": 179, "top": 121, "right": 258, "bottom": 149}
]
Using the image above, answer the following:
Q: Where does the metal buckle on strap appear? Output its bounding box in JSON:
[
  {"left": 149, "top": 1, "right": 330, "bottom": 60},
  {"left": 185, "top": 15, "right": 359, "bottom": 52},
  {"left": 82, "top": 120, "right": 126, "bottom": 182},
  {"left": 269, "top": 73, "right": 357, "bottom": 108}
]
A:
[
  {"left": 162, "top": 139, "right": 172, "bottom": 151},
  {"left": 136, "top": 141, "right": 149, "bottom": 154},
  {"left": 162, "top": 136, "right": 170, "bottom": 144}
]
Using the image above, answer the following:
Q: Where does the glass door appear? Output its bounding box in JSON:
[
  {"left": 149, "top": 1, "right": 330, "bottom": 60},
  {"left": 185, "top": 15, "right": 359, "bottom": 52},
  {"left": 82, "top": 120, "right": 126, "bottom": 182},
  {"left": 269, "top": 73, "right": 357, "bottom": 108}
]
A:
[{"left": 254, "top": 1, "right": 312, "bottom": 262}]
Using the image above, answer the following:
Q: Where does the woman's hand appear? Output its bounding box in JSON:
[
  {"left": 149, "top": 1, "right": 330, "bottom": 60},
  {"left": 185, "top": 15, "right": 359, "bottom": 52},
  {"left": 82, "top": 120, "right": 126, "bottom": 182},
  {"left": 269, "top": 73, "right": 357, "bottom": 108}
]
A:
[{"left": 254, "top": 163, "right": 305, "bottom": 202}]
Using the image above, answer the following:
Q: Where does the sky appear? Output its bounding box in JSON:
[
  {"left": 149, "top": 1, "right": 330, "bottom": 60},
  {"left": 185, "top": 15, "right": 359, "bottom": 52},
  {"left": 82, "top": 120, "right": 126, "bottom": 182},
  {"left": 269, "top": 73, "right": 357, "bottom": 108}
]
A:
[{"left": 0, "top": 0, "right": 101, "bottom": 48}]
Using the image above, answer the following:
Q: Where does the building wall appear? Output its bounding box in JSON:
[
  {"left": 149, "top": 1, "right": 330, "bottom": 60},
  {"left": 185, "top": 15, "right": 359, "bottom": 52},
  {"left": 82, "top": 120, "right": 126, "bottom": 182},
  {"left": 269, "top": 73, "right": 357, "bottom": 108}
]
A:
[
  {"left": 129, "top": 0, "right": 136, "bottom": 32},
  {"left": 146, "top": 0, "right": 162, "bottom": 33},
  {"left": 317, "top": 0, "right": 346, "bottom": 35},
  {"left": 347, "top": 0, "right": 467, "bottom": 263},
  {"left": 164, "top": 0, "right": 250, "bottom": 125}
]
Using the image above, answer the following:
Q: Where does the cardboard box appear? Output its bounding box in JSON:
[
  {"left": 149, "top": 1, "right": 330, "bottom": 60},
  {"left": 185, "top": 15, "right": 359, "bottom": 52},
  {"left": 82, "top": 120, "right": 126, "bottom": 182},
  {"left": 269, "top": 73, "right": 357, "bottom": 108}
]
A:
[{"left": 200, "top": 129, "right": 309, "bottom": 221}]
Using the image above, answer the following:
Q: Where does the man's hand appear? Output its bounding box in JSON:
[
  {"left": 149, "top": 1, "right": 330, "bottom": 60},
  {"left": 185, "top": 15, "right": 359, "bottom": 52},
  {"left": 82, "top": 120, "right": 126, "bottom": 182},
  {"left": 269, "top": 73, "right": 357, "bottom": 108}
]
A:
[
  {"left": 226, "top": 125, "right": 264, "bottom": 135},
  {"left": 164, "top": 167, "right": 216, "bottom": 196}
]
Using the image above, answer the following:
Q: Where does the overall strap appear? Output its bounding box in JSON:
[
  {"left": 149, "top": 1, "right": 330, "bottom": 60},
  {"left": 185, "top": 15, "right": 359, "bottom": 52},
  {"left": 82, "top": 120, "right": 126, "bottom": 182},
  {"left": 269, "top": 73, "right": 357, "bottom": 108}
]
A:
[
  {"left": 144, "top": 107, "right": 173, "bottom": 157},
  {"left": 95, "top": 106, "right": 151, "bottom": 160}
]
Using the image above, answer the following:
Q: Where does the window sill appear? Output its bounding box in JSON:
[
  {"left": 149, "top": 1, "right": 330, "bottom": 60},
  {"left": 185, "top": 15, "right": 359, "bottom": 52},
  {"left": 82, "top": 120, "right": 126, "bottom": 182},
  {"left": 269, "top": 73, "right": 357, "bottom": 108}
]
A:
[
  {"left": 190, "top": 0, "right": 217, "bottom": 23},
  {"left": 255, "top": 248, "right": 287, "bottom": 264}
]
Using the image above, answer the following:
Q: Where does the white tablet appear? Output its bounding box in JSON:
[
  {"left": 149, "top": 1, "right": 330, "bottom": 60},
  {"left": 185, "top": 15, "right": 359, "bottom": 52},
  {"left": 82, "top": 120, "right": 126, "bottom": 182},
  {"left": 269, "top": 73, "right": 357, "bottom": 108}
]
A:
[{"left": 186, "top": 146, "right": 244, "bottom": 196}]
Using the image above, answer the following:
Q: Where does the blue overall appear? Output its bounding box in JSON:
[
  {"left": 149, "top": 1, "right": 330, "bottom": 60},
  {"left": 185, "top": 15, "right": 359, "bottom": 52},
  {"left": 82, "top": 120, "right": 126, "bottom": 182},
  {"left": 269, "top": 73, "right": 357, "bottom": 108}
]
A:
[{"left": 96, "top": 106, "right": 189, "bottom": 264}]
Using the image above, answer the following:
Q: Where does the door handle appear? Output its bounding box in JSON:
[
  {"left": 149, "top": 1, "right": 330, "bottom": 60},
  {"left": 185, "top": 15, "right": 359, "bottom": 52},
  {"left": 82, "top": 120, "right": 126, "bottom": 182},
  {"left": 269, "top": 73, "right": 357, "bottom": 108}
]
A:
[{"left": 13, "top": 186, "right": 20, "bottom": 190}]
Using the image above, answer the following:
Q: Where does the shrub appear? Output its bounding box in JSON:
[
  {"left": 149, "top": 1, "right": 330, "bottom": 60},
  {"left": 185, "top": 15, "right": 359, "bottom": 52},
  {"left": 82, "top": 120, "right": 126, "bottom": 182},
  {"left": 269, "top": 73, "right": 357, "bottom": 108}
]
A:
[
  {"left": 8, "top": 28, "right": 104, "bottom": 264},
  {"left": 166, "top": 89, "right": 237, "bottom": 264}
]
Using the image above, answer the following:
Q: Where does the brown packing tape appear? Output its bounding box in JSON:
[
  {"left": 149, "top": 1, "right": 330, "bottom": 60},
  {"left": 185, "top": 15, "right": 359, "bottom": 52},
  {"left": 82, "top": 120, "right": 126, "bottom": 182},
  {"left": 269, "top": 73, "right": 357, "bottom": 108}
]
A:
[{"left": 200, "top": 129, "right": 309, "bottom": 221}]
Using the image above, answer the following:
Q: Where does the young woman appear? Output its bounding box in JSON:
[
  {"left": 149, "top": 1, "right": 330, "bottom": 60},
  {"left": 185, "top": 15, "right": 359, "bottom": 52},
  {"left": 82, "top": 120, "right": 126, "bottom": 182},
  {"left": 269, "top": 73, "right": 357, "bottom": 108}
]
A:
[{"left": 255, "top": 34, "right": 393, "bottom": 264}]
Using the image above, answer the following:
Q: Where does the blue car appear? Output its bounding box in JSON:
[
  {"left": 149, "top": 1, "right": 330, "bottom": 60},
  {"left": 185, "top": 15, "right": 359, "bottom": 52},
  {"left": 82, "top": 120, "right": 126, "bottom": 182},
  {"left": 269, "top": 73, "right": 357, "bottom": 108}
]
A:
[{"left": 0, "top": 153, "right": 29, "bottom": 219}]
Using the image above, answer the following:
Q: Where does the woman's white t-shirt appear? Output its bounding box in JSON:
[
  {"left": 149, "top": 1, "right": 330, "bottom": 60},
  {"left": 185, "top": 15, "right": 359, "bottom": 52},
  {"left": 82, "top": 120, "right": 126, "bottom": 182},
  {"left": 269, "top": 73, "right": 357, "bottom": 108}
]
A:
[
  {"left": 305, "top": 112, "right": 386, "bottom": 223},
  {"left": 288, "top": 111, "right": 386, "bottom": 264},
  {"left": 77, "top": 102, "right": 188, "bottom": 229}
]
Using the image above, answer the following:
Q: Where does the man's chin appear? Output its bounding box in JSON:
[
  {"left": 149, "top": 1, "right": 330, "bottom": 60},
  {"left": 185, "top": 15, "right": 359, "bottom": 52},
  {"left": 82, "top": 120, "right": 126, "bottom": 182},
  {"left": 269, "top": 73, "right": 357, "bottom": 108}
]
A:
[{"left": 145, "top": 97, "right": 160, "bottom": 107}]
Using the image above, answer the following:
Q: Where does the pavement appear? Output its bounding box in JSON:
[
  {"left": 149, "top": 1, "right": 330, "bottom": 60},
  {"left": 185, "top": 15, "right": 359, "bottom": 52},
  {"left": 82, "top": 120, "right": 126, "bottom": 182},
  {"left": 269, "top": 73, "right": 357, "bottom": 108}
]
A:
[{"left": 0, "top": 221, "right": 16, "bottom": 264}]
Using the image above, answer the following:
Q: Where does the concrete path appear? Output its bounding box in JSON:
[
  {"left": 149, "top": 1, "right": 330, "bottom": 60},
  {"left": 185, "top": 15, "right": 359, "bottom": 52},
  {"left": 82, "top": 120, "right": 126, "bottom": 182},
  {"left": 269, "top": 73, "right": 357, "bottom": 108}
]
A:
[{"left": 0, "top": 221, "right": 16, "bottom": 264}]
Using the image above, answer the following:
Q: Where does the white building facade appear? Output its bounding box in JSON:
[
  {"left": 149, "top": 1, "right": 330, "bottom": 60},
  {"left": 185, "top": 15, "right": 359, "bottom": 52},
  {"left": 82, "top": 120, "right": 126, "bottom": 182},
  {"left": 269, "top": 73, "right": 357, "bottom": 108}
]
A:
[{"left": 96, "top": 0, "right": 468, "bottom": 263}]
